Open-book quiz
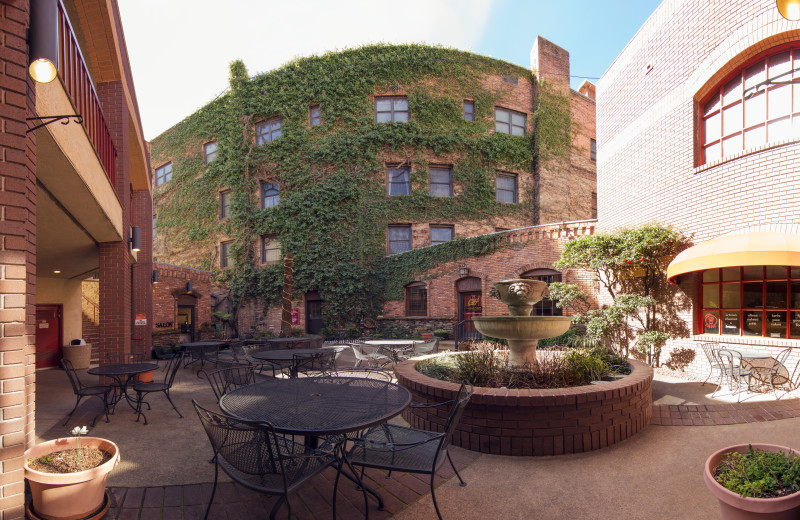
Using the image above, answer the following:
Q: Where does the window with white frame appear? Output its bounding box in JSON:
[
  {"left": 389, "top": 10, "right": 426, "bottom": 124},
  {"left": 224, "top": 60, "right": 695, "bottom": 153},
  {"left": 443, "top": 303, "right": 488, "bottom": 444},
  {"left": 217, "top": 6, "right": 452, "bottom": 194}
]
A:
[
  {"left": 494, "top": 107, "right": 526, "bottom": 136},
  {"left": 155, "top": 162, "right": 172, "bottom": 186},
  {"left": 375, "top": 97, "right": 409, "bottom": 123}
]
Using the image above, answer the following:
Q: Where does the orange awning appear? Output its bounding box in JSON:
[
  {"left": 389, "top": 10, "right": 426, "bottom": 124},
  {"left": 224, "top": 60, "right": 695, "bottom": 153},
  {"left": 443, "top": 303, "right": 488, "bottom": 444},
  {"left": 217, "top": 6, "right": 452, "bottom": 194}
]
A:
[{"left": 666, "top": 231, "right": 800, "bottom": 283}]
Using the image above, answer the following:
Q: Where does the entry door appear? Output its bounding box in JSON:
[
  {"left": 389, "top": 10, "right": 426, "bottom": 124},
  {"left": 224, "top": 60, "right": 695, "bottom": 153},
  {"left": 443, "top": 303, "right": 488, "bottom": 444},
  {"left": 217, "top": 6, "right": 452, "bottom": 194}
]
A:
[
  {"left": 177, "top": 305, "right": 195, "bottom": 341},
  {"left": 458, "top": 292, "right": 483, "bottom": 336},
  {"left": 306, "top": 298, "right": 324, "bottom": 335},
  {"left": 35, "top": 305, "right": 62, "bottom": 369}
]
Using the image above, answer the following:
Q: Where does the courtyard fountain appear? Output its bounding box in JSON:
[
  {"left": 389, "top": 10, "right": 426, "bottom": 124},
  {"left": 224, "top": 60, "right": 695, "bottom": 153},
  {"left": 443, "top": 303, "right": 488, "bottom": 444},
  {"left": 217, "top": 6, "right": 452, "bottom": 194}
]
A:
[{"left": 471, "top": 279, "right": 573, "bottom": 366}]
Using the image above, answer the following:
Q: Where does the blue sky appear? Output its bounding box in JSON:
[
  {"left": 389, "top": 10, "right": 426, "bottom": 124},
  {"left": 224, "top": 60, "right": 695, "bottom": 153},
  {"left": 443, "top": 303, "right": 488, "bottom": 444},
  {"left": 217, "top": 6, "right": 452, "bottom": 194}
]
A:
[{"left": 118, "top": 1, "right": 664, "bottom": 140}]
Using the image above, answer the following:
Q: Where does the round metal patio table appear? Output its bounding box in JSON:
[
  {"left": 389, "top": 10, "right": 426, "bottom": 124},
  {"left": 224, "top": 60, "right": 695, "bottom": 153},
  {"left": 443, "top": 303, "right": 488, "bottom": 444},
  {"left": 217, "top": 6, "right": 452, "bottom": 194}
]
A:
[
  {"left": 88, "top": 362, "right": 158, "bottom": 413},
  {"left": 251, "top": 348, "right": 327, "bottom": 378},
  {"left": 364, "top": 339, "right": 423, "bottom": 362},
  {"left": 180, "top": 340, "right": 227, "bottom": 370},
  {"left": 219, "top": 376, "right": 412, "bottom": 447}
]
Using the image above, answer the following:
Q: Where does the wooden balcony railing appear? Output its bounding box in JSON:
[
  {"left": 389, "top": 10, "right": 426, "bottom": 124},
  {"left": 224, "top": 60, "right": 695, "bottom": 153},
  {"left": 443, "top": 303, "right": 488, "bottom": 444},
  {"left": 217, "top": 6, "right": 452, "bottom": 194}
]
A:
[{"left": 56, "top": 0, "right": 117, "bottom": 185}]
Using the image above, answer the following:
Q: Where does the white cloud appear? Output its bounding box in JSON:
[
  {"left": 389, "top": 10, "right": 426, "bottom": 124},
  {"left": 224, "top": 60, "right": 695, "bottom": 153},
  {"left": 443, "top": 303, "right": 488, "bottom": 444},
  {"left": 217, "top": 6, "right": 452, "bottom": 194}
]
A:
[{"left": 118, "top": 0, "right": 495, "bottom": 140}]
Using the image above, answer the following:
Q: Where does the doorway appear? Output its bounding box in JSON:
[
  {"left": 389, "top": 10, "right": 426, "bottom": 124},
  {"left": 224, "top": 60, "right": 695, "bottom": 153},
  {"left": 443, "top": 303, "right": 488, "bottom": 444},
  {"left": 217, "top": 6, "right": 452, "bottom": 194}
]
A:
[
  {"left": 305, "top": 292, "right": 324, "bottom": 335},
  {"left": 456, "top": 276, "right": 483, "bottom": 340},
  {"left": 35, "top": 304, "right": 62, "bottom": 368},
  {"left": 177, "top": 305, "right": 195, "bottom": 341}
]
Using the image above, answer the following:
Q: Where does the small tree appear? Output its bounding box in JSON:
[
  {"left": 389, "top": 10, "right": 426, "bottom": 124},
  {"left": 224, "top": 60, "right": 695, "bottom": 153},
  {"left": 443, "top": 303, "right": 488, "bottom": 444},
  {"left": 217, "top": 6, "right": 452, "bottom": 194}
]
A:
[{"left": 552, "top": 224, "right": 690, "bottom": 366}]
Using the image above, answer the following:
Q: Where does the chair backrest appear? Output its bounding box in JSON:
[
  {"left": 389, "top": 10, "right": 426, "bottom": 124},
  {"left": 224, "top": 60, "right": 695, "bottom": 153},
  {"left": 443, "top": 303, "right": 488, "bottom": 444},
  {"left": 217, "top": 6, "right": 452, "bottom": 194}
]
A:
[
  {"left": 351, "top": 344, "right": 383, "bottom": 362},
  {"left": 438, "top": 381, "right": 473, "bottom": 454},
  {"left": 61, "top": 358, "right": 83, "bottom": 392},
  {"left": 192, "top": 400, "right": 289, "bottom": 492},
  {"left": 162, "top": 352, "right": 185, "bottom": 387},
  {"left": 200, "top": 365, "right": 256, "bottom": 401},
  {"left": 717, "top": 349, "right": 743, "bottom": 375},
  {"left": 700, "top": 343, "right": 720, "bottom": 365},
  {"left": 294, "top": 350, "right": 336, "bottom": 375},
  {"left": 413, "top": 340, "right": 438, "bottom": 356}
]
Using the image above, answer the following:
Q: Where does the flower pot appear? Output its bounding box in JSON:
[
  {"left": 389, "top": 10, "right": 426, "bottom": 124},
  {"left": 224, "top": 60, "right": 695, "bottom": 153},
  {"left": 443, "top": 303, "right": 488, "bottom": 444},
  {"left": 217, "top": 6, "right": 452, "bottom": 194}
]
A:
[
  {"left": 25, "top": 437, "right": 120, "bottom": 520},
  {"left": 61, "top": 344, "right": 92, "bottom": 370},
  {"left": 421, "top": 333, "right": 433, "bottom": 340},
  {"left": 704, "top": 443, "right": 800, "bottom": 519},
  {"left": 134, "top": 370, "right": 154, "bottom": 383}
]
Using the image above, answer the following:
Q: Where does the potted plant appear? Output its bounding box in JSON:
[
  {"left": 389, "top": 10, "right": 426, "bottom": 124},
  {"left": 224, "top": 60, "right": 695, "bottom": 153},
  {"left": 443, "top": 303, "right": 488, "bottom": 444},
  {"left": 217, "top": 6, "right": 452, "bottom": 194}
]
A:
[
  {"left": 24, "top": 426, "right": 120, "bottom": 520},
  {"left": 704, "top": 443, "right": 800, "bottom": 519},
  {"left": 433, "top": 329, "right": 449, "bottom": 340}
]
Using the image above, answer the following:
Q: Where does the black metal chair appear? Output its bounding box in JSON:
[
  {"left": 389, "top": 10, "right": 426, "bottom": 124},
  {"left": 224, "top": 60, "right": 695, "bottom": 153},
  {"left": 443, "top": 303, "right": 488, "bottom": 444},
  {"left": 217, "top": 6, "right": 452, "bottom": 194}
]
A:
[
  {"left": 293, "top": 350, "right": 337, "bottom": 377},
  {"left": 334, "top": 380, "right": 473, "bottom": 520},
  {"left": 199, "top": 365, "right": 258, "bottom": 402},
  {"left": 133, "top": 352, "right": 184, "bottom": 424},
  {"left": 192, "top": 400, "right": 336, "bottom": 520},
  {"left": 61, "top": 358, "right": 112, "bottom": 427}
]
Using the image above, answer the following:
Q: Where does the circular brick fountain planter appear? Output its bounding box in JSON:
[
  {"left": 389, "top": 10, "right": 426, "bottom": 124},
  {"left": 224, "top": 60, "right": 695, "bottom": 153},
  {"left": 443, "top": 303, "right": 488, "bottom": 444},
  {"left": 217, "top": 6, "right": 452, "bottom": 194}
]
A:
[{"left": 394, "top": 356, "right": 653, "bottom": 456}]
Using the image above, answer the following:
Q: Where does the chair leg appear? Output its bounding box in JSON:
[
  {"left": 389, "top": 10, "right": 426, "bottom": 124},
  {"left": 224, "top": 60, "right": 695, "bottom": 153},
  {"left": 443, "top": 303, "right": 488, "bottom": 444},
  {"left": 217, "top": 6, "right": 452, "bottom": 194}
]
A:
[
  {"left": 63, "top": 395, "right": 83, "bottom": 426},
  {"left": 446, "top": 451, "right": 466, "bottom": 487},
  {"left": 269, "top": 495, "right": 287, "bottom": 520},
  {"left": 204, "top": 458, "right": 220, "bottom": 520},
  {"left": 134, "top": 391, "right": 149, "bottom": 425},
  {"left": 164, "top": 391, "right": 183, "bottom": 418},
  {"left": 429, "top": 472, "right": 443, "bottom": 520}
]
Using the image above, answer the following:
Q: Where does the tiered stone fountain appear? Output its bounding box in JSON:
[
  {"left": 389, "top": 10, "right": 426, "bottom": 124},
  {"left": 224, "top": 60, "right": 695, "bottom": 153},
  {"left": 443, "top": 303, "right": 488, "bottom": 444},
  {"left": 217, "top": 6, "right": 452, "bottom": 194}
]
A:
[{"left": 471, "top": 279, "right": 572, "bottom": 366}]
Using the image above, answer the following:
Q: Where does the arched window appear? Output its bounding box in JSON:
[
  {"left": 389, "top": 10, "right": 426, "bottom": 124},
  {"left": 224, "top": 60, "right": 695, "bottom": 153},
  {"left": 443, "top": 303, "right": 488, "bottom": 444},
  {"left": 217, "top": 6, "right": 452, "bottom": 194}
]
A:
[
  {"left": 521, "top": 268, "right": 562, "bottom": 316},
  {"left": 701, "top": 45, "right": 800, "bottom": 165},
  {"left": 405, "top": 282, "right": 427, "bottom": 317}
]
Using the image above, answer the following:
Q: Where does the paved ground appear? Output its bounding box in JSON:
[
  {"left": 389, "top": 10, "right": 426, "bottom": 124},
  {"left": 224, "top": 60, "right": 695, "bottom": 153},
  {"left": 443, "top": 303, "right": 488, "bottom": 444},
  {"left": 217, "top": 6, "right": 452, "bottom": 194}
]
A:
[{"left": 32, "top": 350, "right": 800, "bottom": 520}]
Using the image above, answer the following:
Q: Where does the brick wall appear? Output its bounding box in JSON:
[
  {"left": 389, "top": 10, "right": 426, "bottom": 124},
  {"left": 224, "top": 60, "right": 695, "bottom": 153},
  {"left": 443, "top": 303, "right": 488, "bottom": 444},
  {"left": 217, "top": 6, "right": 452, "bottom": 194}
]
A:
[
  {"left": 131, "top": 190, "right": 153, "bottom": 355},
  {"left": 596, "top": 0, "right": 800, "bottom": 377},
  {"left": 152, "top": 263, "right": 212, "bottom": 343},
  {"left": 0, "top": 1, "right": 33, "bottom": 517},
  {"left": 396, "top": 358, "right": 653, "bottom": 456}
]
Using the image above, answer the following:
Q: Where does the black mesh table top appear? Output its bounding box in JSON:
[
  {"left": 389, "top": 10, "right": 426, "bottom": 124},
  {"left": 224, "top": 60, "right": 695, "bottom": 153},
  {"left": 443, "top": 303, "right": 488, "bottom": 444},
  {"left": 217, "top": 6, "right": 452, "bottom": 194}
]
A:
[
  {"left": 251, "top": 348, "right": 323, "bottom": 361},
  {"left": 180, "top": 341, "right": 228, "bottom": 349},
  {"left": 219, "top": 376, "right": 412, "bottom": 437},
  {"left": 88, "top": 363, "right": 158, "bottom": 377},
  {"left": 265, "top": 337, "right": 312, "bottom": 349}
]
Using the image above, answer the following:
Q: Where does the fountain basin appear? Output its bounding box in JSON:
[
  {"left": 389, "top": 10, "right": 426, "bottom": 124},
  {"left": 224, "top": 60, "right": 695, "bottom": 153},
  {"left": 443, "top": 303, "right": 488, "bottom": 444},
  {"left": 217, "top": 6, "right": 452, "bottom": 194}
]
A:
[{"left": 472, "top": 315, "right": 572, "bottom": 366}]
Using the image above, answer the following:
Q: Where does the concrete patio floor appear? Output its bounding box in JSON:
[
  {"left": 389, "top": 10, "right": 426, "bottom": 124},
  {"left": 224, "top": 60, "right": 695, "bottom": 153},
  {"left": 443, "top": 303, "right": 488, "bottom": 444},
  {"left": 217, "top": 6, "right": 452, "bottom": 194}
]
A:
[{"left": 32, "top": 354, "right": 800, "bottom": 520}]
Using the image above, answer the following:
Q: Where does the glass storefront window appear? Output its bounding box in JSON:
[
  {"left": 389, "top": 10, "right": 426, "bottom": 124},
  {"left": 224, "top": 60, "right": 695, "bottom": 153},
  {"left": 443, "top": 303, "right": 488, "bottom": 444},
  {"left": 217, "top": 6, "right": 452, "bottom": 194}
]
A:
[{"left": 701, "top": 266, "right": 800, "bottom": 338}]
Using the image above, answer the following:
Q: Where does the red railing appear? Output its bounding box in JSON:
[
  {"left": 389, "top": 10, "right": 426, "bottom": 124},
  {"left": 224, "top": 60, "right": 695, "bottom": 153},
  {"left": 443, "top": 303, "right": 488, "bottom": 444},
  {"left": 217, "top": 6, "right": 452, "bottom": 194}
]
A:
[{"left": 56, "top": 1, "right": 117, "bottom": 185}]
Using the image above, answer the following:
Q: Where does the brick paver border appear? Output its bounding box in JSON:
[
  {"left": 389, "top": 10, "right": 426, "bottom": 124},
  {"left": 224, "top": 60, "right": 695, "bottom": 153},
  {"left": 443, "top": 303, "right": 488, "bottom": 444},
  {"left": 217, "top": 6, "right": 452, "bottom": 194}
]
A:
[{"left": 651, "top": 398, "right": 800, "bottom": 426}]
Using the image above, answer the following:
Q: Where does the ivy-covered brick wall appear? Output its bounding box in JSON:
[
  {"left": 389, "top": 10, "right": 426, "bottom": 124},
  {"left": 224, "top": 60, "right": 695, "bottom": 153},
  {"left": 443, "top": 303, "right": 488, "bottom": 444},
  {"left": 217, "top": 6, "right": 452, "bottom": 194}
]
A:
[{"left": 150, "top": 38, "right": 595, "bottom": 333}]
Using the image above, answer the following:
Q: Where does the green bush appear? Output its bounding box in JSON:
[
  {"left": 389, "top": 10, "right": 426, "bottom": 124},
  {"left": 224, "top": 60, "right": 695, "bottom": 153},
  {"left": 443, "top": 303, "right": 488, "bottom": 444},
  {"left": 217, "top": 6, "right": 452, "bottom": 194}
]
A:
[
  {"left": 433, "top": 329, "right": 449, "bottom": 339},
  {"left": 538, "top": 327, "right": 581, "bottom": 348},
  {"left": 714, "top": 446, "right": 800, "bottom": 498}
]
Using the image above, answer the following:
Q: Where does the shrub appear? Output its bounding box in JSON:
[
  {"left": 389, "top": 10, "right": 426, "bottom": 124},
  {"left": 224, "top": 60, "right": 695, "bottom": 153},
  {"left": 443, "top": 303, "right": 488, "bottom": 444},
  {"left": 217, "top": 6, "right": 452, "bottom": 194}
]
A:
[
  {"left": 714, "top": 446, "right": 800, "bottom": 498},
  {"left": 433, "top": 329, "right": 449, "bottom": 339},
  {"left": 538, "top": 327, "right": 582, "bottom": 348}
]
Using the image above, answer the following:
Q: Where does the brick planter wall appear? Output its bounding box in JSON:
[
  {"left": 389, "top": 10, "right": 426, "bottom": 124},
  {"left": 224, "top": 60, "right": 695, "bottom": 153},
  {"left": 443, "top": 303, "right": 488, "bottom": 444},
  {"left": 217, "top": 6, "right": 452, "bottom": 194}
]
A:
[{"left": 394, "top": 357, "right": 653, "bottom": 456}]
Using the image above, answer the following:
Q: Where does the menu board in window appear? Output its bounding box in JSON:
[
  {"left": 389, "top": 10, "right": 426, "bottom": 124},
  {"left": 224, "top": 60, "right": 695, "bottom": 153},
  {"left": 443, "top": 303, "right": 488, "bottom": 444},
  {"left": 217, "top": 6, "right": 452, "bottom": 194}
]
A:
[
  {"left": 791, "top": 311, "right": 800, "bottom": 338},
  {"left": 743, "top": 310, "right": 762, "bottom": 336},
  {"left": 766, "top": 311, "right": 786, "bottom": 338},
  {"left": 703, "top": 311, "right": 719, "bottom": 334},
  {"left": 721, "top": 311, "right": 740, "bottom": 335}
]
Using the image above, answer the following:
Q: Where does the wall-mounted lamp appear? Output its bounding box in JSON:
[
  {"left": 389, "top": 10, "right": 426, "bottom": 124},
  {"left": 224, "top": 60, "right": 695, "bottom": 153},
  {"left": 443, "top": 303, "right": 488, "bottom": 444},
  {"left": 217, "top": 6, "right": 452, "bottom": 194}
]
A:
[
  {"left": 129, "top": 226, "right": 141, "bottom": 252},
  {"left": 458, "top": 265, "right": 470, "bottom": 276},
  {"left": 29, "top": 0, "right": 58, "bottom": 83},
  {"left": 777, "top": 0, "right": 800, "bottom": 20},
  {"left": 152, "top": 270, "right": 159, "bottom": 284},
  {"left": 185, "top": 281, "right": 193, "bottom": 293}
]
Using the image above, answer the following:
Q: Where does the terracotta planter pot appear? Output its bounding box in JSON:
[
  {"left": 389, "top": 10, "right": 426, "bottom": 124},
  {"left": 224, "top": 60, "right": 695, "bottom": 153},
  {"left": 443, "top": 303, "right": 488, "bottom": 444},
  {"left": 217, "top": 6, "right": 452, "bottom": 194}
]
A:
[
  {"left": 134, "top": 370, "right": 155, "bottom": 383},
  {"left": 704, "top": 443, "right": 800, "bottom": 519},
  {"left": 24, "top": 437, "right": 120, "bottom": 520}
]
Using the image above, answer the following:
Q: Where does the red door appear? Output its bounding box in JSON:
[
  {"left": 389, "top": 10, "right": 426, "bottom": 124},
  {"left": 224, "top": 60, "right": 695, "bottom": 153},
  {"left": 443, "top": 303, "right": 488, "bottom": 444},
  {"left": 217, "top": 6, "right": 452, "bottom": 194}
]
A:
[
  {"left": 36, "top": 305, "right": 62, "bottom": 368},
  {"left": 459, "top": 292, "right": 482, "bottom": 334}
]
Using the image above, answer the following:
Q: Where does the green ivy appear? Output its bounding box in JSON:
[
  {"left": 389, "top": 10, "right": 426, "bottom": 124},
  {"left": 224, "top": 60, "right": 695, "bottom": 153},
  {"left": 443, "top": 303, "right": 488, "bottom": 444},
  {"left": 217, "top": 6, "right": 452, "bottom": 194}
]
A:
[{"left": 151, "top": 44, "right": 573, "bottom": 327}]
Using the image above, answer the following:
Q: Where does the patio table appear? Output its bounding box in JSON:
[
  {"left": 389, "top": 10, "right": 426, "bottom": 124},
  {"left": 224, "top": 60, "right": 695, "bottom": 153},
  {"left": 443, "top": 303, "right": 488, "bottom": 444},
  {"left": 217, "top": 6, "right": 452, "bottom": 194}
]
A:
[
  {"left": 364, "top": 339, "right": 423, "bottom": 362},
  {"left": 180, "top": 340, "right": 227, "bottom": 370},
  {"left": 265, "top": 337, "right": 312, "bottom": 350},
  {"left": 251, "top": 348, "right": 327, "bottom": 378},
  {"left": 88, "top": 362, "right": 158, "bottom": 413}
]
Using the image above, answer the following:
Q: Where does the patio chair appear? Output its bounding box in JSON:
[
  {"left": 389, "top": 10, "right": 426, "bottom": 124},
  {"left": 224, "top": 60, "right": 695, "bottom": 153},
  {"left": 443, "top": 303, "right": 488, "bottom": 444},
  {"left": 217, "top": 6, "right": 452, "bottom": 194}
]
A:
[
  {"left": 398, "top": 339, "right": 439, "bottom": 360},
  {"left": 211, "top": 340, "right": 245, "bottom": 366},
  {"left": 748, "top": 348, "right": 793, "bottom": 399},
  {"left": 334, "top": 381, "right": 473, "bottom": 520},
  {"left": 199, "top": 365, "right": 258, "bottom": 402},
  {"left": 132, "top": 352, "right": 184, "bottom": 425},
  {"left": 715, "top": 349, "right": 753, "bottom": 402},
  {"left": 293, "top": 349, "right": 337, "bottom": 377},
  {"left": 699, "top": 342, "right": 723, "bottom": 387},
  {"left": 193, "top": 401, "right": 335, "bottom": 520},
  {"left": 61, "top": 358, "right": 112, "bottom": 427},
  {"left": 241, "top": 344, "right": 289, "bottom": 377},
  {"left": 350, "top": 344, "right": 391, "bottom": 368}
]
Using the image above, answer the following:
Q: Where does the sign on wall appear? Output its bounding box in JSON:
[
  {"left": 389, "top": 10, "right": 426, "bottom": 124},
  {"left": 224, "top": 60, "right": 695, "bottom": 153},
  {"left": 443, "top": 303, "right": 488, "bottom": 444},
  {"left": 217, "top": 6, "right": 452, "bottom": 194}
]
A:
[
  {"left": 291, "top": 308, "right": 300, "bottom": 326},
  {"left": 135, "top": 313, "right": 147, "bottom": 326}
]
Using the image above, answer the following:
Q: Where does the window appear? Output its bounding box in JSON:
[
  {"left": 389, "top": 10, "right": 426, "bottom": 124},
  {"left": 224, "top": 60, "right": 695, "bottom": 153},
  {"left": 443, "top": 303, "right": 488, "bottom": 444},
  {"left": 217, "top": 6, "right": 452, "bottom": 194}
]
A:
[
  {"left": 375, "top": 96, "right": 409, "bottom": 123},
  {"left": 591, "top": 192, "right": 598, "bottom": 219},
  {"left": 496, "top": 173, "right": 518, "bottom": 203},
  {"left": 309, "top": 105, "right": 321, "bottom": 126},
  {"left": 388, "top": 225, "right": 412, "bottom": 255},
  {"left": 155, "top": 162, "right": 172, "bottom": 186},
  {"left": 701, "top": 47, "right": 800, "bottom": 164},
  {"left": 220, "top": 241, "right": 233, "bottom": 268},
  {"left": 261, "top": 182, "right": 280, "bottom": 208},
  {"left": 261, "top": 235, "right": 281, "bottom": 264},
  {"left": 430, "top": 225, "right": 454, "bottom": 246},
  {"left": 429, "top": 166, "right": 452, "bottom": 197},
  {"left": 699, "top": 266, "right": 800, "bottom": 338},
  {"left": 405, "top": 282, "right": 427, "bottom": 317},
  {"left": 204, "top": 141, "right": 218, "bottom": 163},
  {"left": 494, "top": 107, "right": 526, "bottom": 136},
  {"left": 501, "top": 74, "right": 519, "bottom": 85},
  {"left": 590, "top": 138, "right": 597, "bottom": 161},
  {"left": 522, "top": 269, "right": 563, "bottom": 316},
  {"left": 219, "top": 190, "right": 231, "bottom": 219},
  {"left": 255, "top": 117, "right": 283, "bottom": 144},
  {"left": 387, "top": 166, "right": 410, "bottom": 196},
  {"left": 463, "top": 100, "right": 475, "bottom": 121}
]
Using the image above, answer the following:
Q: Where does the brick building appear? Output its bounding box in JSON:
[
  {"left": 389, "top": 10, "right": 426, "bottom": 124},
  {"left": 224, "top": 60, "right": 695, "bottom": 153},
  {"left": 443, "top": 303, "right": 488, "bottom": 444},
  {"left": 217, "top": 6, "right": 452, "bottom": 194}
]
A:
[
  {"left": 151, "top": 263, "right": 213, "bottom": 345},
  {"left": 0, "top": 1, "right": 151, "bottom": 516},
  {"left": 597, "top": 0, "right": 800, "bottom": 376},
  {"left": 151, "top": 37, "right": 596, "bottom": 336}
]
